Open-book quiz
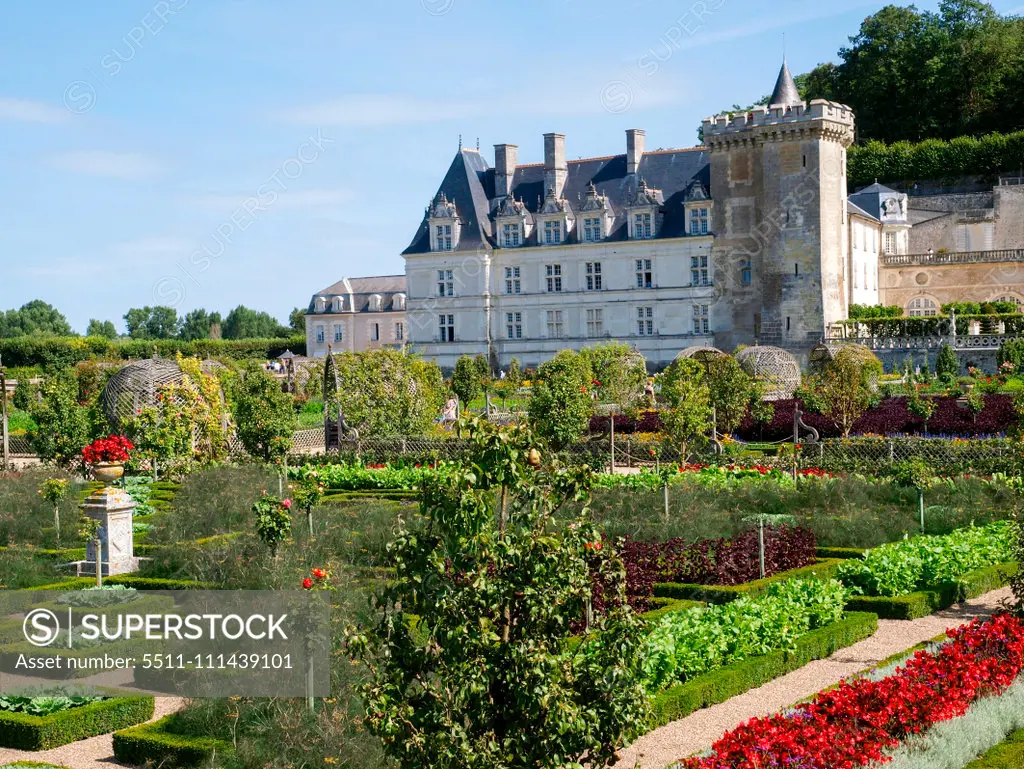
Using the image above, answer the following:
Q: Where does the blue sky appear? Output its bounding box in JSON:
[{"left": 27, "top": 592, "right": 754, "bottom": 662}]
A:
[{"left": 3, "top": 0, "right": 1021, "bottom": 334}]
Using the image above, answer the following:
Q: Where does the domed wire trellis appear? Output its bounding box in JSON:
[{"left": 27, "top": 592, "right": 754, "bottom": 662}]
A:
[
  {"left": 808, "top": 342, "right": 881, "bottom": 390},
  {"left": 735, "top": 346, "right": 801, "bottom": 401},
  {"left": 808, "top": 342, "right": 879, "bottom": 373},
  {"left": 101, "top": 359, "right": 185, "bottom": 432},
  {"left": 674, "top": 346, "right": 728, "bottom": 369}
]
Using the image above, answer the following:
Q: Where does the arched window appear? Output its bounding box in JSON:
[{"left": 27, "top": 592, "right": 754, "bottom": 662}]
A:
[
  {"left": 369, "top": 294, "right": 382, "bottom": 312},
  {"left": 393, "top": 293, "right": 406, "bottom": 311},
  {"left": 331, "top": 296, "right": 343, "bottom": 313},
  {"left": 907, "top": 296, "right": 938, "bottom": 317},
  {"left": 314, "top": 297, "right": 327, "bottom": 313},
  {"left": 994, "top": 294, "right": 1024, "bottom": 312}
]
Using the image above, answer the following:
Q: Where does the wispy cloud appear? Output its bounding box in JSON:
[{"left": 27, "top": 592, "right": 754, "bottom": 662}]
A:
[
  {"left": 279, "top": 80, "right": 681, "bottom": 127},
  {"left": 0, "top": 97, "right": 67, "bottom": 124},
  {"left": 48, "top": 150, "right": 161, "bottom": 180},
  {"left": 111, "top": 237, "right": 189, "bottom": 257},
  {"left": 185, "top": 187, "right": 354, "bottom": 212}
]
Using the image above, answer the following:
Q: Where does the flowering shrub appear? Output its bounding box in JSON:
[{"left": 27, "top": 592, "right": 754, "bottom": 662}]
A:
[
  {"left": 81, "top": 435, "right": 134, "bottom": 464},
  {"left": 301, "top": 567, "right": 330, "bottom": 590},
  {"left": 836, "top": 521, "right": 1015, "bottom": 597},
  {"left": 680, "top": 613, "right": 1024, "bottom": 769},
  {"left": 641, "top": 578, "right": 847, "bottom": 691}
]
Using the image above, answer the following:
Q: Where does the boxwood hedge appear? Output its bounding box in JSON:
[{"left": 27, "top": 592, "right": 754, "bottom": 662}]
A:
[
  {"left": 113, "top": 715, "right": 233, "bottom": 768},
  {"left": 653, "top": 559, "right": 845, "bottom": 604},
  {"left": 845, "top": 561, "right": 1019, "bottom": 620},
  {"left": 0, "top": 696, "right": 153, "bottom": 750},
  {"left": 642, "top": 611, "right": 878, "bottom": 732}
]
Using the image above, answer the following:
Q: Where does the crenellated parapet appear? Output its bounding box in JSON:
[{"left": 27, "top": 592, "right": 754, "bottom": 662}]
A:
[{"left": 702, "top": 99, "right": 855, "bottom": 149}]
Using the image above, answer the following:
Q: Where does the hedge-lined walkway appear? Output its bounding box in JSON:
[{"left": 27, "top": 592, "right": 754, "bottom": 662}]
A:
[
  {"left": 0, "top": 697, "right": 184, "bottom": 769},
  {"left": 615, "top": 586, "right": 1013, "bottom": 769}
]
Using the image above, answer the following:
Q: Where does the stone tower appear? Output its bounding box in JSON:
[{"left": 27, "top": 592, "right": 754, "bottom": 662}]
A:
[{"left": 704, "top": 61, "right": 855, "bottom": 353}]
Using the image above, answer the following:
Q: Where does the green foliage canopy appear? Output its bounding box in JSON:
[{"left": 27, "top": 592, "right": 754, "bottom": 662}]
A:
[
  {"left": 348, "top": 417, "right": 648, "bottom": 769},
  {"left": 528, "top": 350, "right": 594, "bottom": 448}
]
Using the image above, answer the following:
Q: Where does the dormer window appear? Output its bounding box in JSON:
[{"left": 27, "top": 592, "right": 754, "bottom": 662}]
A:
[
  {"left": 495, "top": 195, "right": 530, "bottom": 248},
  {"left": 393, "top": 293, "right": 406, "bottom": 311},
  {"left": 502, "top": 223, "right": 521, "bottom": 247},
  {"left": 435, "top": 224, "right": 453, "bottom": 250},
  {"left": 626, "top": 178, "right": 661, "bottom": 240},
  {"left": 331, "top": 296, "right": 344, "bottom": 313},
  {"left": 369, "top": 294, "right": 382, "bottom": 312},
  {"left": 314, "top": 296, "right": 327, "bottom": 313},
  {"left": 578, "top": 182, "right": 611, "bottom": 243},
  {"left": 634, "top": 213, "right": 653, "bottom": 239},
  {"left": 428, "top": 192, "right": 460, "bottom": 252},
  {"left": 536, "top": 187, "right": 573, "bottom": 248},
  {"left": 688, "top": 206, "right": 710, "bottom": 235}
]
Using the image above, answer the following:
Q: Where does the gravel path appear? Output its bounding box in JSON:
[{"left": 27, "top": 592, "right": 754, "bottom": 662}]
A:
[
  {"left": 614, "top": 586, "right": 1014, "bottom": 769},
  {"left": 0, "top": 696, "right": 185, "bottom": 769}
]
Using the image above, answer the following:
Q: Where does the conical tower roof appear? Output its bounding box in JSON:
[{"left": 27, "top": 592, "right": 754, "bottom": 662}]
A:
[{"left": 769, "top": 59, "right": 802, "bottom": 108}]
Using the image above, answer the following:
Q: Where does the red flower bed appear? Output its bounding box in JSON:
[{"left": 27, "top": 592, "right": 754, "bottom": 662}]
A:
[
  {"left": 593, "top": 526, "right": 816, "bottom": 614},
  {"left": 82, "top": 435, "right": 134, "bottom": 464},
  {"left": 681, "top": 613, "right": 1024, "bottom": 769}
]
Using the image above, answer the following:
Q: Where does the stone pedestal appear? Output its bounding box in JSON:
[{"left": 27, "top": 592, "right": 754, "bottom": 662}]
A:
[{"left": 71, "top": 486, "right": 141, "bottom": 577}]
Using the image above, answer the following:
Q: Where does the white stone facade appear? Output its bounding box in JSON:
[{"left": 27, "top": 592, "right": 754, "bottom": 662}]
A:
[{"left": 305, "top": 276, "right": 407, "bottom": 358}]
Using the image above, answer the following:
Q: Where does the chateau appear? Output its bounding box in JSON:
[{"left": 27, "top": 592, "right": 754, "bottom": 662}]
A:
[{"left": 305, "top": 61, "right": 1024, "bottom": 368}]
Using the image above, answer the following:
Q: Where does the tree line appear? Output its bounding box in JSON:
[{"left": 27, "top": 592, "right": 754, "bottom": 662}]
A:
[
  {"left": 714, "top": 1, "right": 1024, "bottom": 145},
  {"left": 0, "top": 300, "right": 308, "bottom": 341}
]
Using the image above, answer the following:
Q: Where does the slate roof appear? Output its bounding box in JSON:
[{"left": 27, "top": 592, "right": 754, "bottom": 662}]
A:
[
  {"left": 847, "top": 199, "right": 879, "bottom": 222},
  {"left": 769, "top": 60, "right": 802, "bottom": 108},
  {"left": 849, "top": 182, "right": 903, "bottom": 222},
  {"left": 307, "top": 275, "right": 407, "bottom": 314},
  {"left": 402, "top": 146, "right": 711, "bottom": 254}
]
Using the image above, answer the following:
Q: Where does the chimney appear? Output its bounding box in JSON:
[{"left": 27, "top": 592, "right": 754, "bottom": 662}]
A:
[
  {"left": 543, "top": 133, "right": 567, "bottom": 199},
  {"left": 494, "top": 144, "right": 518, "bottom": 199},
  {"left": 626, "top": 129, "right": 645, "bottom": 175}
]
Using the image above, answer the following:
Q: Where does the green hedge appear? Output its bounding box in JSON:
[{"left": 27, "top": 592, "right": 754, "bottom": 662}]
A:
[
  {"left": 32, "top": 593, "right": 175, "bottom": 626},
  {"left": 639, "top": 597, "right": 705, "bottom": 623},
  {"left": 816, "top": 547, "right": 866, "bottom": 560},
  {"left": 26, "top": 577, "right": 208, "bottom": 591},
  {"left": 644, "top": 611, "right": 878, "bottom": 733},
  {"left": 0, "top": 697, "right": 153, "bottom": 750},
  {"left": 965, "top": 727, "right": 1024, "bottom": 769},
  {"left": 845, "top": 561, "right": 1018, "bottom": 620},
  {"left": 0, "top": 335, "right": 306, "bottom": 369},
  {"left": 653, "top": 559, "right": 845, "bottom": 604},
  {"left": 848, "top": 130, "right": 1024, "bottom": 189},
  {"left": 113, "top": 715, "right": 233, "bottom": 768}
]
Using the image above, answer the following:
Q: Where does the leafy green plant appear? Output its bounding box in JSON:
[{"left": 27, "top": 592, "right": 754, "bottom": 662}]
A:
[
  {"left": 657, "top": 358, "right": 711, "bottom": 457},
  {"left": 451, "top": 355, "right": 482, "bottom": 407},
  {"left": 28, "top": 371, "right": 88, "bottom": 468},
  {"left": 705, "top": 356, "right": 755, "bottom": 434},
  {"left": 348, "top": 416, "right": 648, "bottom": 769},
  {"left": 232, "top": 364, "right": 295, "bottom": 464},
  {"left": 252, "top": 495, "right": 292, "bottom": 558},
  {"left": 640, "top": 578, "right": 847, "bottom": 691},
  {"left": 0, "top": 693, "right": 103, "bottom": 716},
  {"left": 837, "top": 521, "right": 1015, "bottom": 597},
  {"left": 54, "top": 585, "right": 139, "bottom": 608},
  {"left": 38, "top": 478, "right": 69, "bottom": 545},
  {"left": 291, "top": 474, "right": 325, "bottom": 535},
  {"left": 527, "top": 349, "right": 595, "bottom": 448}
]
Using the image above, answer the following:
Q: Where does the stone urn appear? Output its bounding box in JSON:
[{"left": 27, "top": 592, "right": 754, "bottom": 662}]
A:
[{"left": 92, "top": 462, "right": 125, "bottom": 484}]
